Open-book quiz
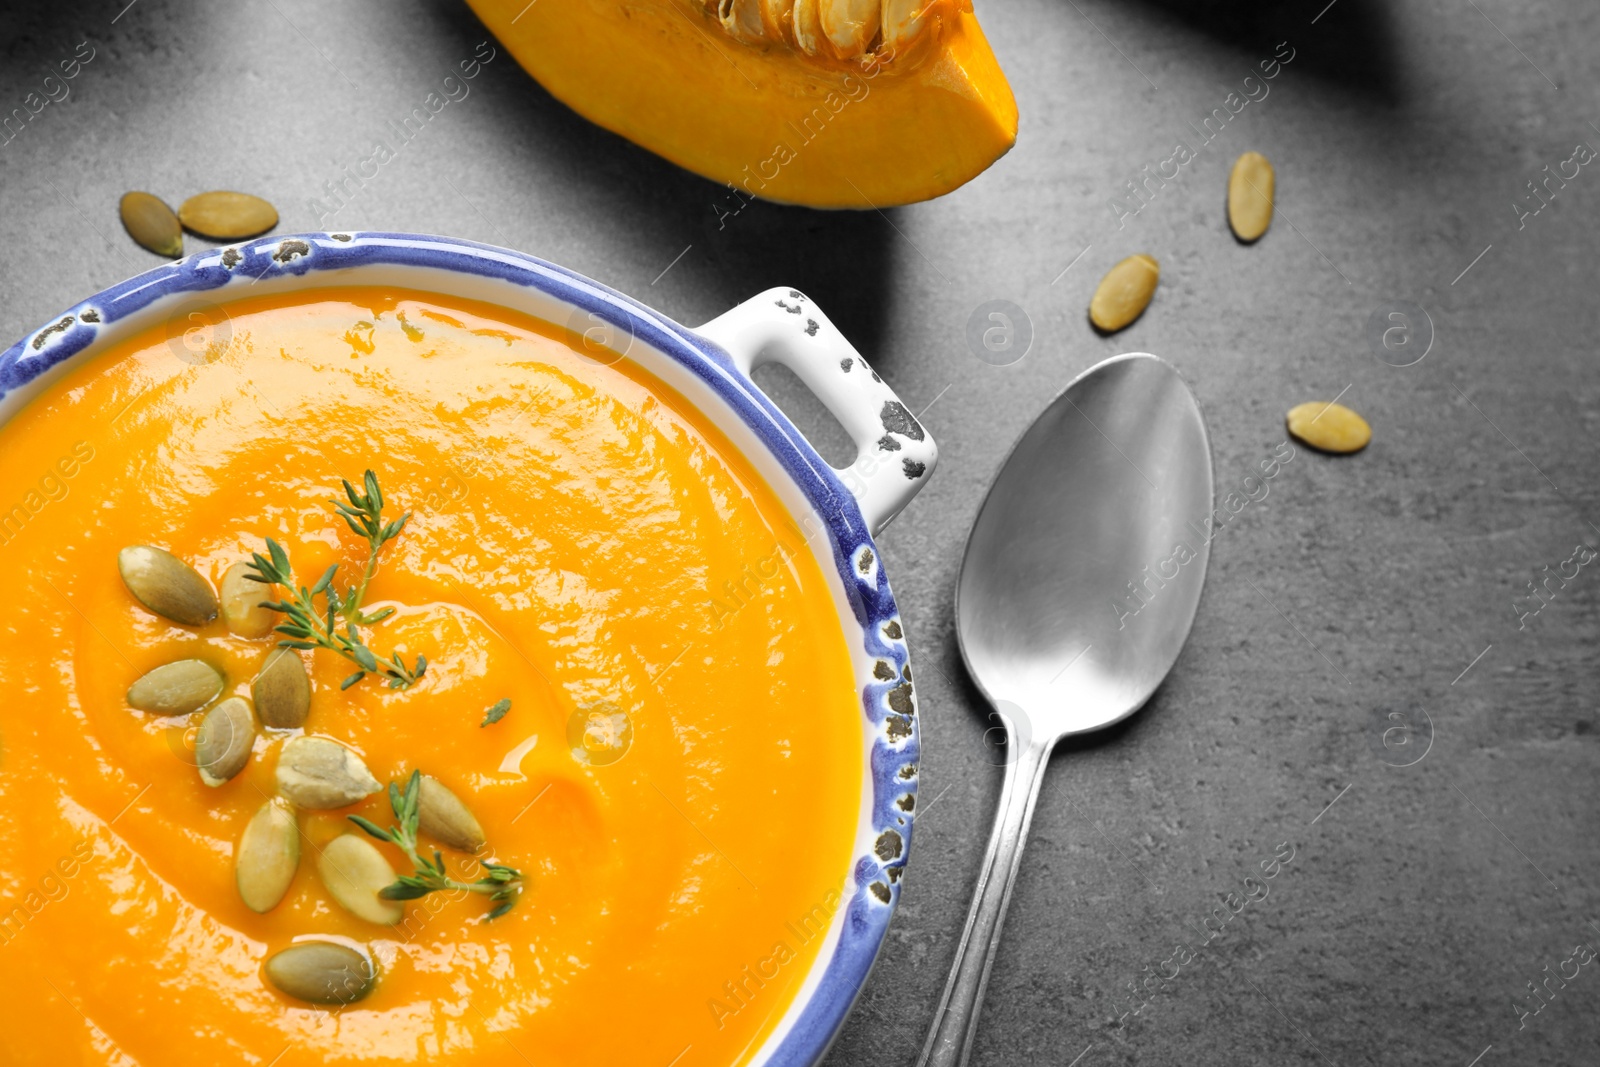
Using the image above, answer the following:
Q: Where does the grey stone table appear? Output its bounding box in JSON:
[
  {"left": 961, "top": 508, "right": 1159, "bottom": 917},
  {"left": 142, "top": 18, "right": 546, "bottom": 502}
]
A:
[{"left": 3, "top": 1, "right": 1598, "bottom": 1064}]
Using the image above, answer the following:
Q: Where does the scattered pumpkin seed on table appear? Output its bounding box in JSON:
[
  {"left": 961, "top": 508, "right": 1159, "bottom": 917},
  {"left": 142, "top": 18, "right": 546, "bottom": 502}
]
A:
[
  {"left": 1228, "top": 151, "right": 1275, "bottom": 242},
  {"left": 236, "top": 797, "right": 300, "bottom": 913},
  {"left": 1089, "top": 254, "right": 1160, "bottom": 333},
  {"left": 252, "top": 647, "right": 311, "bottom": 729},
  {"left": 127, "top": 659, "right": 224, "bottom": 715},
  {"left": 118, "top": 545, "right": 218, "bottom": 626},
  {"left": 220, "top": 560, "right": 277, "bottom": 638},
  {"left": 118, "top": 191, "right": 183, "bottom": 258},
  {"left": 1286, "top": 401, "right": 1371, "bottom": 454},
  {"left": 195, "top": 696, "right": 257, "bottom": 787},
  {"left": 265, "top": 940, "right": 376, "bottom": 1004},
  {"left": 178, "top": 191, "right": 278, "bottom": 240},
  {"left": 317, "top": 834, "right": 404, "bottom": 925}
]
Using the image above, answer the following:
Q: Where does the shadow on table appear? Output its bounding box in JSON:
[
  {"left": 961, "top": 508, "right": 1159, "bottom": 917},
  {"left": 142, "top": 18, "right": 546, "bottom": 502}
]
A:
[
  {"left": 424, "top": 2, "right": 898, "bottom": 371},
  {"left": 417, "top": 3, "right": 898, "bottom": 462},
  {"left": 1117, "top": 0, "right": 1404, "bottom": 106}
]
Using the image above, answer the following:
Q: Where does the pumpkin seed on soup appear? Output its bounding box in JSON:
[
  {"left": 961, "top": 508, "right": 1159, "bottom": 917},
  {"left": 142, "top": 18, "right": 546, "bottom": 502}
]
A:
[
  {"left": 1089, "top": 254, "right": 1160, "bottom": 333},
  {"left": 416, "top": 775, "right": 486, "bottom": 853},
  {"left": 127, "top": 659, "right": 224, "bottom": 715},
  {"left": 264, "top": 940, "right": 375, "bottom": 1005},
  {"left": 220, "top": 560, "right": 276, "bottom": 638},
  {"left": 276, "top": 735, "right": 381, "bottom": 809},
  {"left": 119, "top": 191, "right": 183, "bottom": 258},
  {"left": 195, "top": 696, "right": 256, "bottom": 787},
  {"left": 178, "top": 191, "right": 277, "bottom": 240},
  {"left": 252, "top": 647, "right": 311, "bottom": 729},
  {"left": 118, "top": 545, "right": 219, "bottom": 626},
  {"left": 236, "top": 797, "right": 299, "bottom": 913},
  {"left": 1228, "top": 151, "right": 1275, "bottom": 242},
  {"left": 1286, "top": 401, "right": 1371, "bottom": 454},
  {"left": 317, "top": 834, "right": 403, "bottom": 924}
]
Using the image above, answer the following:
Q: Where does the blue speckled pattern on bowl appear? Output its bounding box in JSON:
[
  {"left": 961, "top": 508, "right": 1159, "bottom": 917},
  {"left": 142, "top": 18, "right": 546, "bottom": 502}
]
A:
[{"left": 0, "top": 232, "right": 920, "bottom": 1067}]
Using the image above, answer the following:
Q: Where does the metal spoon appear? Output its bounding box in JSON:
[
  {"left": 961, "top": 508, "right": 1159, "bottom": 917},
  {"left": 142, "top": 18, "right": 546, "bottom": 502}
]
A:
[{"left": 919, "top": 353, "right": 1214, "bottom": 1067}]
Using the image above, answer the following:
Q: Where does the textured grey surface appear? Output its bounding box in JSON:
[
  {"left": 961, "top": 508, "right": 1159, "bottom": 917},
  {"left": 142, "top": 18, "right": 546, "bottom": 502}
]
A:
[{"left": 3, "top": 1, "right": 1599, "bottom": 1065}]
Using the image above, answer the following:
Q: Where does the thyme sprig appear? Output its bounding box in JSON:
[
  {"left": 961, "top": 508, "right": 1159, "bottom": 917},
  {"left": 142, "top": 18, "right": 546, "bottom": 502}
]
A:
[
  {"left": 246, "top": 470, "right": 426, "bottom": 690},
  {"left": 328, "top": 470, "right": 409, "bottom": 627},
  {"left": 350, "top": 770, "right": 524, "bottom": 920}
]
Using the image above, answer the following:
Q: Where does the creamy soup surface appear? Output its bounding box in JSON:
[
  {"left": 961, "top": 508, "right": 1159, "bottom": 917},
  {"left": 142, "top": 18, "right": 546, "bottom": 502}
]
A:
[{"left": 0, "top": 288, "right": 863, "bottom": 1066}]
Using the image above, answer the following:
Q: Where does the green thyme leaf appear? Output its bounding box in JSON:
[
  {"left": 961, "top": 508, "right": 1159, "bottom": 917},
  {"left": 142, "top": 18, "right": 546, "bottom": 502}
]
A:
[
  {"left": 347, "top": 769, "right": 525, "bottom": 919},
  {"left": 348, "top": 815, "right": 392, "bottom": 843},
  {"left": 480, "top": 699, "right": 512, "bottom": 727},
  {"left": 244, "top": 473, "right": 426, "bottom": 691}
]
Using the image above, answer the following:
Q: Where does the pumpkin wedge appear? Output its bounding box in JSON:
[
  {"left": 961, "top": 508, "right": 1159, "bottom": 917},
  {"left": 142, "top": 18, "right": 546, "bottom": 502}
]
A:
[{"left": 466, "top": 0, "right": 1018, "bottom": 208}]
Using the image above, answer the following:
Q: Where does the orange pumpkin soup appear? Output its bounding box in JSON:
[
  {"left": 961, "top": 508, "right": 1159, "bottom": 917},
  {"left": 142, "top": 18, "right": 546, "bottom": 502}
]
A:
[{"left": 0, "top": 288, "right": 864, "bottom": 1066}]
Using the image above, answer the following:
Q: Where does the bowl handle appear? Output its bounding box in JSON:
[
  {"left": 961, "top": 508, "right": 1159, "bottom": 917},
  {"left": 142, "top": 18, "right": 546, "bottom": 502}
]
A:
[{"left": 697, "top": 287, "right": 938, "bottom": 536}]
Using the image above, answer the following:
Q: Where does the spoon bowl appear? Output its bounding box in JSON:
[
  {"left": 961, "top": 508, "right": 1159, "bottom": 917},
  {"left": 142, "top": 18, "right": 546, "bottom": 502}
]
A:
[
  {"left": 956, "top": 352, "right": 1215, "bottom": 735},
  {"left": 921, "top": 352, "right": 1214, "bottom": 1067}
]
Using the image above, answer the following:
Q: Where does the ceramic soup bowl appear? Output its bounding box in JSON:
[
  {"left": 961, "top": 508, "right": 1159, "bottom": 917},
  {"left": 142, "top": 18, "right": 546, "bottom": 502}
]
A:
[{"left": 0, "top": 232, "right": 934, "bottom": 1067}]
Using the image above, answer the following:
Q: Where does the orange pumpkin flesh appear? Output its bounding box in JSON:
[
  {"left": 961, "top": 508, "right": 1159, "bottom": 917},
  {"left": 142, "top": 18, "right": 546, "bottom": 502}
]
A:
[{"left": 467, "top": 0, "right": 1018, "bottom": 208}]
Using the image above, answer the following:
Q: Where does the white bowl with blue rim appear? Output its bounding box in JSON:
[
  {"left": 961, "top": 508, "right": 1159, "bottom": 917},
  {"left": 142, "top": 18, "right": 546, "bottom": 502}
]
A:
[{"left": 0, "top": 231, "right": 935, "bottom": 1067}]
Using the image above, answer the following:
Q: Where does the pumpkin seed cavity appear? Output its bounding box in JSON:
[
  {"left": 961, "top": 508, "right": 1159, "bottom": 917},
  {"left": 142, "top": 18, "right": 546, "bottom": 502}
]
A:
[{"left": 708, "top": 0, "right": 946, "bottom": 61}]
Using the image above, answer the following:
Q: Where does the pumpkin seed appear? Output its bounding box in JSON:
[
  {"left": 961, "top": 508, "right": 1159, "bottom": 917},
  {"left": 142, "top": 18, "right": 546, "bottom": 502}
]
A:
[
  {"left": 127, "top": 659, "right": 224, "bottom": 715},
  {"left": 710, "top": 0, "right": 941, "bottom": 56},
  {"left": 253, "top": 648, "right": 311, "bottom": 729},
  {"left": 119, "top": 191, "right": 183, "bottom": 258},
  {"left": 1228, "top": 151, "right": 1275, "bottom": 242},
  {"left": 1089, "top": 254, "right": 1160, "bottom": 333},
  {"left": 236, "top": 797, "right": 299, "bottom": 913},
  {"left": 792, "top": 0, "right": 825, "bottom": 54},
  {"left": 760, "top": 0, "right": 797, "bottom": 40},
  {"left": 820, "top": 0, "right": 879, "bottom": 55},
  {"left": 220, "top": 561, "right": 276, "bottom": 638},
  {"left": 264, "top": 940, "right": 376, "bottom": 1005},
  {"left": 1287, "top": 401, "right": 1371, "bottom": 454},
  {"left": 317, "top": 834, "right": 403, "bottom": 925},
  {"left": 276, "top": 736, "right": 381, "bottom": 809},
  {"left": 708, "top": 0, "right": 939, "bottom": 56},
  {"left": 195, "top": 696, "right": 256, "bottom": 787},
  {"left": 417, "top": 775, "right": 486, "bottom": 853},
  {"left": 177, "top": 191, "right": 278, "bottom": 240},
  {"left": 881, "top": 0, "right": 928, "bottom": 50},
  {"left": 718, "top": 0, "right": 765, "bottom": 43},
  {"left": 118, "top": 545, "right": 219, "bottom": 626}
]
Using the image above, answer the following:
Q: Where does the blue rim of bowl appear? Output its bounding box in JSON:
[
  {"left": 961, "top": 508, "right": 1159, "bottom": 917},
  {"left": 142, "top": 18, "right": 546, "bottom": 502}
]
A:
[{"left": 0, "top": 231, "right": 919, "bottom": 1067}]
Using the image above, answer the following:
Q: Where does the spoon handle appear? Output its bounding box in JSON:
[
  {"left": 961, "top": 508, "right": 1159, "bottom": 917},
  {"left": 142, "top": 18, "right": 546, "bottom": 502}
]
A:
[{"left": 917, "top": 736, "right": 1056, "bottom": 1067}]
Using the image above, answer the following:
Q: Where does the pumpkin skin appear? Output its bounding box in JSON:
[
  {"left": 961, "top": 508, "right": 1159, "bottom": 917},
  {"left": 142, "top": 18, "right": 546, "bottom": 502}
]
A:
[{"left": 466, "top": 0, "right": 1018, "bottom": 208}]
